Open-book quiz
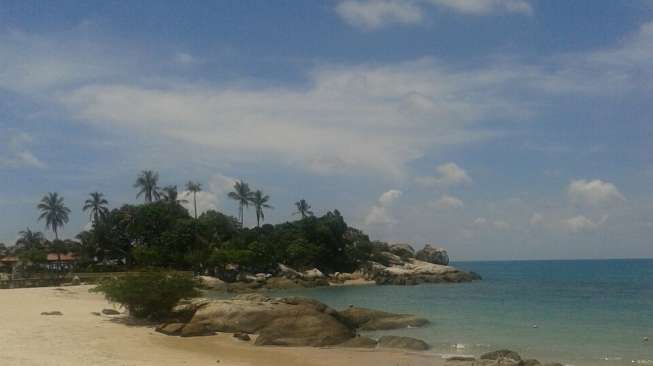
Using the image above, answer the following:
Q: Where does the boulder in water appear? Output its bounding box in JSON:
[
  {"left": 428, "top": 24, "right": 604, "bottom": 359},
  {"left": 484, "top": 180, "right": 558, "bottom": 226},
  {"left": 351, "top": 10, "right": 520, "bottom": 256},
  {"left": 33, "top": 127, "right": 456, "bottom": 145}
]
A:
[{"left": 337, "top": 307, "right": 429, "bottom": 330}]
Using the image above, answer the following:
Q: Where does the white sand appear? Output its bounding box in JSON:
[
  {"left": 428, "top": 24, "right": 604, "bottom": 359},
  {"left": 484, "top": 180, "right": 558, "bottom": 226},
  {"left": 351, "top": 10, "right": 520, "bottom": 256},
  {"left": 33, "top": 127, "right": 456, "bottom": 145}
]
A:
[{"left": 0, "top": 286, "right": 445, "bottom": 366}]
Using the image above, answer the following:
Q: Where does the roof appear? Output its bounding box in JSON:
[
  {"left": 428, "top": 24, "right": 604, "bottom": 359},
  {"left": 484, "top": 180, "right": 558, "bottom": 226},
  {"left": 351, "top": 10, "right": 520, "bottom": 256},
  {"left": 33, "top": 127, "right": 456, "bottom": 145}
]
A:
[{"left": 0, "top": 253, "right": 79, "bottom": 263}]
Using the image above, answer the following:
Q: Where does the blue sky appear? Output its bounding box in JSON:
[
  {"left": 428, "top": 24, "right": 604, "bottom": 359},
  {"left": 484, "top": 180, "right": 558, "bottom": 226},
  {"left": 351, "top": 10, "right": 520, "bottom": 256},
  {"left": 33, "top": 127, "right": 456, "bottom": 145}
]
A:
[{"left": 1, "top": 0, "right": 652, "bottom": 260}]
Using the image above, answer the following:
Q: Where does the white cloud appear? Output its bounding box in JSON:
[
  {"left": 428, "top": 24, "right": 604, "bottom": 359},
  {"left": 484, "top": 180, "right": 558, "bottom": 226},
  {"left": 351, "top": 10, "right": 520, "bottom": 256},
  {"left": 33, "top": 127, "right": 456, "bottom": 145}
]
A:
[
  {"left": 529, "top": 212, "right": 543, "bottom": 226},
  {"left": 428, "top": 0, "right": 533, "bottom": 16},
  {"left": 568, "top": 179, "right": 625, "bottom": 207},
  {"left": 378, "top": 189, "right": 402, "bottom": 206},
  {"left": 432, "top": 194, "right": 464, "bottom": 209},
  {"left": 492, "top": 220, "right": 511, "bottom": 230},
  {"left": 365, "top": 189, "right": 402, "bottom": 225},
  {"left": 336, "top": 0, "right": 423, "bottom": 30},
  {"left": 180, "top": 173, "right": 237, "bottom": 216},
  {"left": 563, "top": 215, "right": 598, "bottom": 233},
  {"left": 336, "top": 0, "right": 532, "bottom": 30},
  {"left": 0, "top": 130, "right": 45, "bottom": 169},
  {"left": 473, "top": 217, "right": 488, "bottom": 226},
  {"left": 417, "top": 162, "right": 472, "bottom": 188}
]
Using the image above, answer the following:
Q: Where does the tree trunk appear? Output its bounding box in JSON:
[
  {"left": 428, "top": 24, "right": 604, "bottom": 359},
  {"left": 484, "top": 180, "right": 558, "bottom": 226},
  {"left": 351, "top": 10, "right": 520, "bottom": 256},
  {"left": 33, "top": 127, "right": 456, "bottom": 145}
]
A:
[{"left": 193, "top": 192, "right": 198, "bottom": 219}]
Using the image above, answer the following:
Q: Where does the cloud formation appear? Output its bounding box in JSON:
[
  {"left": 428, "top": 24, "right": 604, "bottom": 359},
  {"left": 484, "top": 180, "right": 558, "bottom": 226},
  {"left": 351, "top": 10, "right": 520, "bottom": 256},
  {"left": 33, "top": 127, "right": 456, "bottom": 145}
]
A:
[
  {"left": 0, "top": 130, "right": 45, "bottom": 169},
  {"left": 432, "top": 194, "right": 464, "bottom": 209},
  {"left": 417, "top": 163, "right": 472, "bottom": 188},
  {"left": 336, "top": 0, "right": 532, "bottom": 30},
  {"left": 568, "top": 179, "right": 625, "bottom": 207},
  {"left": 336, "top": 0, "right": 423, "bottom": 30},
  {"left": 365, "top": 189, "right": 402, "bottom": 225}
]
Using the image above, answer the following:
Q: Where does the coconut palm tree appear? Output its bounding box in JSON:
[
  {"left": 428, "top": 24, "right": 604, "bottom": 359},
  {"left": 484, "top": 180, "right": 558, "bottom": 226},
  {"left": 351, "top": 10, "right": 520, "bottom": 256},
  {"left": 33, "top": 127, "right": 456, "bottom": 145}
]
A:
[
  {"left": 37, "top": 192, "right": 70, "bottom": 240},
  {"left": 134, "top": 170, "right": 161, "bottom": 203},
  {"left": 185, "top": 181, "right": 202, "bottom": 219},
  {"left": 161, "top": 185, "right": 188, "bottom": 205},
  {"left": 16, "top": 228, "right": 45, "bottom": 250},
  {"left": 293, "top": 199, "right": 314, "bottom": 219},
  {"left": 83, "top": 192, "right": 109, "bottom": 225},
  {"left": 228, "top": 180, "right": 253, "bottom": 226},
  {"left": 251, "top": 190, "right": 272, "bottom": 227}
]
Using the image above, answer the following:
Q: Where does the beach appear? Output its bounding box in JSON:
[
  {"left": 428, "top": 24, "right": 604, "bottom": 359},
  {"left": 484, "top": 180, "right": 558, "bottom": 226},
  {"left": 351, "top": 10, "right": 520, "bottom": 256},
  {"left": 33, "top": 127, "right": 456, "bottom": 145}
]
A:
[{"left": 0, "top": 285, "right": 445, "bottom": 366}]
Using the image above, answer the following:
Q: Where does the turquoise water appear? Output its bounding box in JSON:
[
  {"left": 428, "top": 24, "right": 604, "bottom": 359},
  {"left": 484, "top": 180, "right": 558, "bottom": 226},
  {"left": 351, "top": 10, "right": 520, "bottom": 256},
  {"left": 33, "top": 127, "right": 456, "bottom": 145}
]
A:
[{"left": 244, "top": 259, "right": 653, "bottom": 365}]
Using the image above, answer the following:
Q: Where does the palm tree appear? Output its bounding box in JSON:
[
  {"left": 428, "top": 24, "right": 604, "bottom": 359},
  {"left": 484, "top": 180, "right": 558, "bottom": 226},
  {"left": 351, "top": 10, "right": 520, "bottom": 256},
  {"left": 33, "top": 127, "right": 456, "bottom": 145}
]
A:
[
  {"left": 134, "top": 170, "right": 161, "bottom": 203},
  {"left": 228, "top": 180, "right": 253, "bottom": 226},
  {"left": 83, "top": 192, "right": 109, "bottom": 225},
  {"left": 293, "top": 199, "right": 314, "bottom": 219},
  {"left": 251, "top": 190, "right": 272, "bottom": 227},
  {"left": 185, "top": 181, "right": 202, "bottom": 219},
  {"left": 16, "top": 228, "right": 45, "bottom": 250},
  {"left": 161, "top": 185, "right": 188, "bottom": 205},
  {"left": 37, "top": 192, "right": 70, "bottom": 240}
]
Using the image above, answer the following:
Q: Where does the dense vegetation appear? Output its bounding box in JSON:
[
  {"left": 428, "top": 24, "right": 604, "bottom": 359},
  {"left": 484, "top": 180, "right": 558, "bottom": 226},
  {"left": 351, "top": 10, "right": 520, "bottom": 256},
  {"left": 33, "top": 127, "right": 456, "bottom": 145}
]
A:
[
  {"left": 91, "top": 270, "right": 200, "bottom": 320},
  {"left": 1, "top": 170, "right": 379, "bottom": 278}
]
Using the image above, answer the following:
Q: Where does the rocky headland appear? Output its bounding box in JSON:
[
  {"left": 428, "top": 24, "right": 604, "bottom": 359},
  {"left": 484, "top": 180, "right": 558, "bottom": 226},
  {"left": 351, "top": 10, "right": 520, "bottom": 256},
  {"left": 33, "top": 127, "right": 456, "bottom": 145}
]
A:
[{"left": 201, "top": 243, "right": 481, "bottom": 292}]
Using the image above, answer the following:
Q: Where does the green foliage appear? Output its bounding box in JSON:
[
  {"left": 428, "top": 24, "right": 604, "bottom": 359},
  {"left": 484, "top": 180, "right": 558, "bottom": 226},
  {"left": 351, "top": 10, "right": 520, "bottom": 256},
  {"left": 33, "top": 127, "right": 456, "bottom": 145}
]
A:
[{"left": 91, "top": 270, "right": 200, "bottom": 320}]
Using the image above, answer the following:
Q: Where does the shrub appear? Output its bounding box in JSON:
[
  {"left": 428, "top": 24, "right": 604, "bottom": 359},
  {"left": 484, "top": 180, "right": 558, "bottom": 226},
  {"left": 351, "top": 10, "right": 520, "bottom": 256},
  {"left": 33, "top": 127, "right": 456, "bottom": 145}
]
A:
[{"left": 91, "top": 270, "right": 200, "bottom": 320}]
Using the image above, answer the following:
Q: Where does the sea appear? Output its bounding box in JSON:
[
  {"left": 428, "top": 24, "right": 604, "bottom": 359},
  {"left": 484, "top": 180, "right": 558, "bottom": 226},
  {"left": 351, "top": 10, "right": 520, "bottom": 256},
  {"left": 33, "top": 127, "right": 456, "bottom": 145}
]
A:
[{"left": 225, "top": 259, "right": 653, "bottom": 366}]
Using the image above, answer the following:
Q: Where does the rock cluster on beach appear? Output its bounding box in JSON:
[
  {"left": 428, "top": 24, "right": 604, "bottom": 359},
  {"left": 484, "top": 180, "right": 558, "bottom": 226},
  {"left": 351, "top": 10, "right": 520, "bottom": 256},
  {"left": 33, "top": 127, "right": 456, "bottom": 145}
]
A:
[
  {"left": 200, "top": 243, "right": 480, "bottom": 292},
  {"left": 444, "top": 349, "right": 564, "bottom": 366},
  {"left": 156, "top": 294, "right": 431, "bottom": 349}
]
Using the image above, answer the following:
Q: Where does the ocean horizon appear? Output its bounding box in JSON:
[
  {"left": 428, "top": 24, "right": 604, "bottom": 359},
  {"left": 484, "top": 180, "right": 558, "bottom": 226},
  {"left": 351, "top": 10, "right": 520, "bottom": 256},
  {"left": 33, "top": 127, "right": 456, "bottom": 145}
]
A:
[{"left": 213, "top": 258, "right": 653, "bottom": 366}]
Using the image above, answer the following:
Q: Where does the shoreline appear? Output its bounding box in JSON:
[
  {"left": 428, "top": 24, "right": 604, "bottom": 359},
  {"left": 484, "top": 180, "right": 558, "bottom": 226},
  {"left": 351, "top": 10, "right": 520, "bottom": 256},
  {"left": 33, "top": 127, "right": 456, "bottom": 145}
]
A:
[{"left": 0, "top": 285, "right": 446, "bottom": 366}]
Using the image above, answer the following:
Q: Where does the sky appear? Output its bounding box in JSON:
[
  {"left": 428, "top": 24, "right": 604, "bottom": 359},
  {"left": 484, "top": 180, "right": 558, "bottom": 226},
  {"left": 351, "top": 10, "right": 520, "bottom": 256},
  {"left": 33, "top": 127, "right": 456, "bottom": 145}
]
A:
[{"left": 1, "top": 0, "right": 652, "bottom": 260}]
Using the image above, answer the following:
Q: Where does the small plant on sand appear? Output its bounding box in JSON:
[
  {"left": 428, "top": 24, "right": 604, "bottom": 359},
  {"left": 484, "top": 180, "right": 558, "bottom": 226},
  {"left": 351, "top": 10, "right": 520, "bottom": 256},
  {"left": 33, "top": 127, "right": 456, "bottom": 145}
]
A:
[{"left": 91, "top": 270, "right": 200, "bottom": 320}]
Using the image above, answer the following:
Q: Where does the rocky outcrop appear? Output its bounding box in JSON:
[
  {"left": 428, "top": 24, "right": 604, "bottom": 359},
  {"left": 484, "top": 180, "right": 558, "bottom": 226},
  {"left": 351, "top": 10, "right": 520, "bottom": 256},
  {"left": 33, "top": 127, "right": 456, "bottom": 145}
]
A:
[
  {"left": 365, "top": 259, "right": 480, "bottom": 285},
  {"left": 415, "top": 245, "right": 449, "bottom": 265},
  {"left": 158, "top": 295, "right": 431, "bottom": 349},
  {"left": 389, "top": 243, "right": 415, "bottom": 259},
  {"left": 199, "top": 276, "right": 227, "bottom": 291},
  {"left": 444, "top": 350, "right": 563, "bottom": 366},
  {"left": 185, "top": 296, "right": 353, "bottom": 346},
  {"left": 377, "top": 335, "right": 430, "bottom": 351},
  {"left": 480, "top": 349, "right": 522, "bottom": 362},
  {"left": 337, "top": 307, "right": 429, "bottom": 330}
]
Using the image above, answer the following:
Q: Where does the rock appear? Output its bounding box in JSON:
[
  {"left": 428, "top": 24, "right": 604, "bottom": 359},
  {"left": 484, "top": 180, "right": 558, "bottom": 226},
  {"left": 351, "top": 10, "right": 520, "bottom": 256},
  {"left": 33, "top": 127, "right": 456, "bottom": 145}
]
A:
[
  {"left": 337, "top": 307, "right": 429, "bottom": 330},
  {"left": 101, "top": 309, "right": 121, "bottom": 315},
  {"left": 542, "top": 363, "right": 563, "bottom": 366},
  {"left": 377, "top": 335, "right": 430, "bottom": 351},
  {"left": 337, "top": 336, "right": 378, "bottom": 348},
  {"left": 254, "top": 314, "right": 353, "bottom": 347},
  {"left": 233, "top": 332, "right": 251, "bottom": 341},
  {"left": 264, "top": 277, "right": 302, "bottom": 289},
  {"left": 446, "top": 356, "right": 476, "bottom": 361},
  {"left": 232, "top": 293, "right": 270, "bottom": 302},
  {"left": 156, "top": 323, "right": 185, "bottom": 336},
  {"left": 40, "top": 311, "right": 63, "bottom": 316},
  {"left": 278, "top": 264, "right": 303, "bottom": 279},
  {"left": 367, "top": 259, "right": 479, "bottom": 285},
  {"left": 389, "top": 243, "right": 415, "bottom": 259},
  {"left": 180, "top": 322, "right": 214, "bottom": 337},
  {"left": 187, "top": 297, "right": 353, "bottom": 346},
  {"left": 415, "top": 245, "right": 449, "bottom": 265},
  {"left": 71, "top": 276, "right": 81, "bottom": 285},
  {"left": 523, "top": 360, "right": 541, "bottom": 366},
  {"left": 378, "top": 251, "right": 405, "bottom": 266},
  {"left": 480, "top": 350, "right": 523, "bottom": 365},
  {"left": 303, "top": 268, "right": 325, "bottom": 280},
  {"left": 90, "top": 312, "right": 101, "bottom": 316},
  {"left": 199, "top": 276, "right": 227, "bottom": 291}
]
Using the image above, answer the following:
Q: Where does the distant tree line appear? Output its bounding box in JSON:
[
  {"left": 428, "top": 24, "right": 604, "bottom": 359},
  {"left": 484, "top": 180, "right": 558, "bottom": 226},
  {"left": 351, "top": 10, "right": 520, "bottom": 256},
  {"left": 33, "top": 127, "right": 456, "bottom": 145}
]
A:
[{"left": 1, "top": 170, "right": 378, "bottom": 277}]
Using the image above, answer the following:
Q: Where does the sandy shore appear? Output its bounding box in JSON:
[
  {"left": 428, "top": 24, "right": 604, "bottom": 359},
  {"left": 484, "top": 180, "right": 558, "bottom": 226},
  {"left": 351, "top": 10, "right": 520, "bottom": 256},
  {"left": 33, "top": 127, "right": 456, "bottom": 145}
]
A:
[{"left": 0, "top": 285, "right": 445, "bottom": 366}]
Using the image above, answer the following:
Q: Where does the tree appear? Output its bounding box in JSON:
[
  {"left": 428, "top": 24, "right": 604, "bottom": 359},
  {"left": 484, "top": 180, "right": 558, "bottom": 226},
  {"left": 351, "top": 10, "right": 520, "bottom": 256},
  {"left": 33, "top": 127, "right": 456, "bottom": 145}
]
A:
[
  {"left": 294, "top": 199, "right": 314, "bottom": 219},
  {"left": 16, "top": 228, "right": 45, "bottom": 251},
  {"left": 161, "top": 185, "right": 188, "bottom": 205},
  {"left": 134, "top": 170, "right": 161, "bottom": 203},
  {"left": 251, "top": 190, "right": 272, "bottom": 227},
  {"left": 228, "top": 180, "right": 253, "bottom": 226},
  {"left": 83, "top": 192, "right": 109, "bottom": 225},
  {"left": 37, "top": 192, "right": 70, "bottom": 240},
  {"left": 184, "top": 181, "right": 202, "bottom": 219}
]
